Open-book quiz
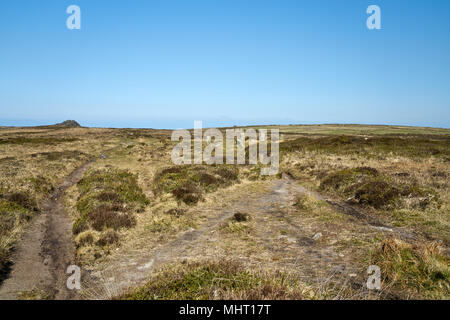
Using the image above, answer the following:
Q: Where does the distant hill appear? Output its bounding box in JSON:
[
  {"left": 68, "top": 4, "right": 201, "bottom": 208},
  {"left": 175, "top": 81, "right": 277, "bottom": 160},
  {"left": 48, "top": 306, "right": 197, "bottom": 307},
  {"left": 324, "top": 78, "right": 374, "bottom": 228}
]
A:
[{"left": 54, "top": 120, "right": 82, "bottom": 128}]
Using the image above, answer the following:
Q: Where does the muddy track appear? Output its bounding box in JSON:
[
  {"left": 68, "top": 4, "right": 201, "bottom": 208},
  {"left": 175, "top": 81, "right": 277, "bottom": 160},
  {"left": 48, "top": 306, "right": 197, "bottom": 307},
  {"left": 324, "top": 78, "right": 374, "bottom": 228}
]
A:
[{"left": 0, "top": 161, "right": 93, "bottom": 300}]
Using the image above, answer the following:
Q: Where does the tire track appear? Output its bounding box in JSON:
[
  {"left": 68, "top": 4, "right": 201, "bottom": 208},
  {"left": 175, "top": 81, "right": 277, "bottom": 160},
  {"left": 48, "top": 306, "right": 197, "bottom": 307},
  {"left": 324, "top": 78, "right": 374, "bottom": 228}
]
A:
[{"left": 0, "top": 161, "right": 93, "bottom": 300}]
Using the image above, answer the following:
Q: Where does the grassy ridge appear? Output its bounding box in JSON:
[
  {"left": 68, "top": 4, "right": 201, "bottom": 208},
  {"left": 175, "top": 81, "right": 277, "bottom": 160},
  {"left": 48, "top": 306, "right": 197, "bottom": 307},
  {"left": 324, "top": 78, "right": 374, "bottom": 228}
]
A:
[
  {"left": 118, "top": 260, "right": 305, "bottom": 300},
  {"left": 72, "top": 168, "right": 149, "bottom": 263}
]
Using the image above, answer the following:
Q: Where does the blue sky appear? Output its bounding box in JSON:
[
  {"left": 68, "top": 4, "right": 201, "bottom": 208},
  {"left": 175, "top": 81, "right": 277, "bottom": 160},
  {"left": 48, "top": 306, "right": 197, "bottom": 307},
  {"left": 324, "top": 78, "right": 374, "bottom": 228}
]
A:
[{"left": 0, "top": 0, "right": 449, "bottom": 129}]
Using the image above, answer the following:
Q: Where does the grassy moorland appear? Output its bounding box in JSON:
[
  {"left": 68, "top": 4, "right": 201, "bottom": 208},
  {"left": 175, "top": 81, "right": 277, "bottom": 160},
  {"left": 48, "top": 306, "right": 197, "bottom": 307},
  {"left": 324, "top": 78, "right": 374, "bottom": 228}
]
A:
[{"left": 0, "top": 123, "right": 448, "bottom": 299}]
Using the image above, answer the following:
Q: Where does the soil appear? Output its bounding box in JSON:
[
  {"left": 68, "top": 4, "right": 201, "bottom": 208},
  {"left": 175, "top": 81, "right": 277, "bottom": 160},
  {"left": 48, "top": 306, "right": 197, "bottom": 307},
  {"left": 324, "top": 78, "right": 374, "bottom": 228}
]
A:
[{"left": 0, "top": 162, "right": 92, "bottom": 299}]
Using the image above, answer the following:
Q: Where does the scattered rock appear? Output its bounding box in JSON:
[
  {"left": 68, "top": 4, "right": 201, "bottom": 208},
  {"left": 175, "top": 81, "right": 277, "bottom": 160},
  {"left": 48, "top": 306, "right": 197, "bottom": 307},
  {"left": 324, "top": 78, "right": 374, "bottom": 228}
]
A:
[
  {"left": 287, "top": 237, "right": 297, "bottom": 244},
  {"left": 312, "top": 232, "right": 322, "bottom": 241},
  {"left": 371, "top": 226, "right": 394, "bottom": 232}
]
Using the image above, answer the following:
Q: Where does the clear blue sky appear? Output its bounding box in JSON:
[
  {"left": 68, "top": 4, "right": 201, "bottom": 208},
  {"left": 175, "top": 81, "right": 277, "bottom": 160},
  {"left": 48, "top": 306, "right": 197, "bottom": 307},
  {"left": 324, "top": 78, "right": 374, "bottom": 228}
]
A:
[{"left": 1, "top": 0, "right": 449, "bottom": 128}]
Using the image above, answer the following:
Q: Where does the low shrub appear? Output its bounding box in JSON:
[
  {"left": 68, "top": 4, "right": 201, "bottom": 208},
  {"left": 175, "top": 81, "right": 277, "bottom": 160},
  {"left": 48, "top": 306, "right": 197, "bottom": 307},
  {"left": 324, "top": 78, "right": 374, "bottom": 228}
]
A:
[
  {"left": 88, "top": 204, "right": 136, "bottom": 231},
  {"left": 96, "top": 230, "right": 119, "bottom": 246},
  {"left": 153, "top": 165, "right": 239, "bottom": 205}
]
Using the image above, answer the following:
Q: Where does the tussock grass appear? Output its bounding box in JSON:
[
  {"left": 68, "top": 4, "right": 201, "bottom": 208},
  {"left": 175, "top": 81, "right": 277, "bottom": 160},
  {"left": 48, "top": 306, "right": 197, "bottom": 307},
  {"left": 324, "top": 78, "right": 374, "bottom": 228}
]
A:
[
  {"left": 0, "top": 198, "right": 35, "bottom": 272},
  {"left": 117, "top": 260, "right": 305, "bottom": 300},
  {"left": 371, "top": 237, "right": 449, "bottom": 299}
]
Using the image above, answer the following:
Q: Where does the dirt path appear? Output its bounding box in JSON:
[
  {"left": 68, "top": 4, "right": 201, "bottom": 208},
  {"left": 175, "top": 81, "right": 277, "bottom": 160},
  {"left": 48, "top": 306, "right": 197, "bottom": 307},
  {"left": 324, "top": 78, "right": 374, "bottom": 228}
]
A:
[
  {"left": 80, "top": 178, "right": 292, "bottom": 298},
  {"left": 1, "top": 167, "right": 416, "bottom": 300},
  {"left": 0, "top": 162, "right": 93, "bottom": 300},
  {"left": 82, "top": 174, "right": 422, "bottom": 299}
]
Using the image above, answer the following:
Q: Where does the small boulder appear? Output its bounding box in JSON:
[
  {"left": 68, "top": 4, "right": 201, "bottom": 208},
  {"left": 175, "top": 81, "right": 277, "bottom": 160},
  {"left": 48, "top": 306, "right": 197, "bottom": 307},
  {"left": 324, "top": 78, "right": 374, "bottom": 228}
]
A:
[{"left": 312, "top": 232, "right": 322, "bottom": 241}]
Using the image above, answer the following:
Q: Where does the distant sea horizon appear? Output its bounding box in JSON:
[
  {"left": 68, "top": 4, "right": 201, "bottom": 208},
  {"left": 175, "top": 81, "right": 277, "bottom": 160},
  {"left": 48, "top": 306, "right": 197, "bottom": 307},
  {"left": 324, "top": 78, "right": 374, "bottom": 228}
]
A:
[{"left": 1, "top": 118, "right": 449, "bottom": 130}]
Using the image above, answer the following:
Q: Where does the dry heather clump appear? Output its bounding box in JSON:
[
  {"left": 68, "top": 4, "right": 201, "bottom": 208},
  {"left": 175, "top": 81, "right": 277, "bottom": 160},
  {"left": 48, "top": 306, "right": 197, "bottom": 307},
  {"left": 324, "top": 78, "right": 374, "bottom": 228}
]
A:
[
  {"left": 233, "top": 212, "right": 250, "bottom": 222},
  {"left": 88, "top": 204, "right": 136, "bottom": 231},
  {"left": 280, "top": 135, "right": 450, "bottom": 158},
  {"left": 1, "top": 191, "right": 38, "bottom": 212},
  {"left": 72, "top": 168, "right": 148, "bottom": 259},
  {"left": 96, "top": 230, "right": 120, "bottom": 247},
  {"left": 75, "top": 230, "right": 96, "bottom": 247},
  {"left": 153, "top": 165, "right": 239, "bottom": 205},
  {"left": 371, "top": 237, "right": 449, "bottom": 299},
  {"left": 354, "top": 181, "right": 400, "bottom": 209},
  {"left": 319, "top": 167, "right": 441, "bottom": 210},
  {"left": 117, "top": 260, "right": 305, "bottom": 300},
  {"left": 165, "top": 208, "right": 186, "bottom": 217}
]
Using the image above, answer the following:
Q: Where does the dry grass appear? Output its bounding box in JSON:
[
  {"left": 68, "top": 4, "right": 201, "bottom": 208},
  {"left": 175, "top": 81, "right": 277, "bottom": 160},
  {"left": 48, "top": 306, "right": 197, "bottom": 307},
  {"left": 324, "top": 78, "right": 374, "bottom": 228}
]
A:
[
  {"left": 1, "top": 124, "right": 449, "bottom": 300},
  {"left": 371, "top": 237, "right": 449, "bottom": 299},
  {"left": 117, "top": 260, "right": 307, "bottom": 300},
  {"left": 279, "top": 134, "right": 449, "bottom": 244}
]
